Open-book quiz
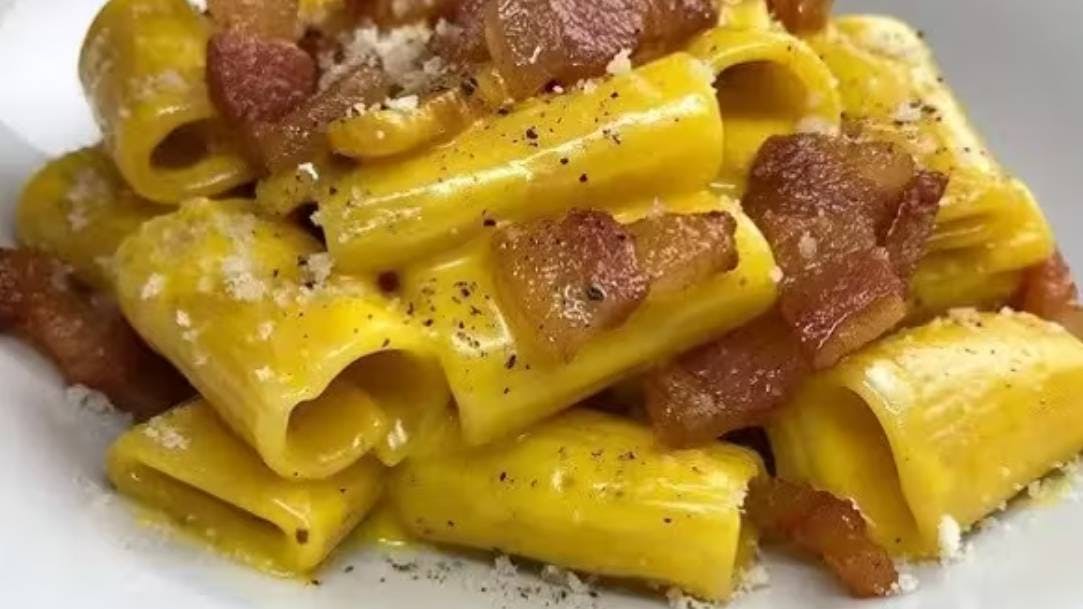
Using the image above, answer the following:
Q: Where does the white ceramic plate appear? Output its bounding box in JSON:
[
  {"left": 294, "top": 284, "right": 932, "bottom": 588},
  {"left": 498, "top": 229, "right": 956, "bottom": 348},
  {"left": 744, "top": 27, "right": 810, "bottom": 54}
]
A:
[{"left": 2, "top": 1, "right": 1082, "bottom": 607}]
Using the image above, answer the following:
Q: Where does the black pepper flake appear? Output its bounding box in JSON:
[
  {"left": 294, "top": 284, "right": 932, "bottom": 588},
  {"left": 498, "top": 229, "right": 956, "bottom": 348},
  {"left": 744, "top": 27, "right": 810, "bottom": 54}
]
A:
[
  {"left": 377, "top": 271, "right": 401, "bottom": 293},
  {"left": 663, "top": 517, "right": 673, "bottom": 524},
  {"left": 423, "top": 318, "right": 434, "bottom": 327},
  {"left": 310, "top": 579, "right": 321, "bottom": 586},
  {"left": 483, "top": 218, "right": 497, "bottom": 227},
  {"left": 381, "top": 338, "right": 391, "bottom": 348},
  {"left": 503, "top": 387, "right": 510, "bottom": 395},
  {"left": 499, "top": 471, "right": 508, "bottom": 482},
  {"left": 447, "top": 520, "right": 456, "bottom": 528},
  {"left": 586, "top": 284, "right": 606, "bottom": 301},
  {"left": 559, "top": 157, "right": 570, "bottom": 165},
  {"left": 525, "top": 127, "right": 538, "bottom": 140},
  {"left": 497, "top": 106, "right": 511, "bottom": 116},
  {"left": 505, "top": 354, "right": 518, "bottom": 369},
  {"left": 344, "top": 565, "right": 354, "bottom": 573},
  {"left": 295, "top": 529, "right": 309, "bottom": 544},
  {"left": 579, "top": 173, "right": 589, "bottom": 183},
  {"left": 461, "top": 77, "right": 478, "bottom": 96}
]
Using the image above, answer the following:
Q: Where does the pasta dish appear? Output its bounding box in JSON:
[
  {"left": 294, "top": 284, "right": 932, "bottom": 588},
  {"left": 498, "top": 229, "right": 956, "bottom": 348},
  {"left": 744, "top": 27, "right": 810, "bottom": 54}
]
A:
[{"left": 5, "top": 0, "right": 1083, "bottom": 603}]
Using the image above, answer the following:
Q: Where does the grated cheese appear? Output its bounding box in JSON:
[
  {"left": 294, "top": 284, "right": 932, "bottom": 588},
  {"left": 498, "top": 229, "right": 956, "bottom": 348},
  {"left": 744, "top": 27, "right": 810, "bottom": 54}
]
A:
[
  {"left": 492, "top": 554, "right": 518, "bottom": 578},
  {"left": 937, "top": 515, "right": 962, "bottom": 562},
  {"left": 65, "top": 384, "right": 120, "bottom": 416},
  {"left": 257, "top": 321, "right": 275, "bottom": 341},
  {"left": 175, "top": 310, "right": 191, "bottom": 328},
  {"left": 221, "top": 255, "right": 267, "bottom": 302},
  {"left": 143, "top": 420, "right": 190, "bottom": 451},
  {"left": 297, "top": 162, "right": 319, "bottom": 181},
  {"left": 735, "top": 562, "right": 770, "bottom": 596},
  {"left": 795, "top": 115, "right": 839, "bottom": 135},
  {"left": 254, "top": 366, "right": 274, "bottom": 382},
  {"left": 605, "top": 49, "right": 633, "bottom": 75},
  {"left": 300, "top": 252, "right": 335, "bottom": 287},
  {"left": 539, "top": 565, "right": 592, "bottom": 596},
  {"left": 318, "top": 21, "right": 446, "bottom": 94},
  {"left": 384, "top": 94, "right": 420, "bottom": 112},
  {"left": 141, "top": 273, "right": 165, "bottom": 300},
  {"left": 665, "top": 587, "right": 721, "bottom": 609},
  {"left": 892, "top": 571, "right": 920, "bottom": 595}
]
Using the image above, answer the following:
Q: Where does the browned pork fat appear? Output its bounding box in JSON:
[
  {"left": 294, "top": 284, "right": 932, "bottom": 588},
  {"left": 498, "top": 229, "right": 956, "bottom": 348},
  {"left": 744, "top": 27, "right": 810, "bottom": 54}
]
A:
[
  {"left": 207, "top": 30, "right": 317, "bottom": 125},
  {"left": 208, "top": 0, "right": 300, "bottom": 40},
  {"left": 776, "top": 248, "right": 907, "bottom": 369},
  {"left": 645, "top": 312, "right": 808, "bottom": 446},
  {"left": 744, "top": 133, "right": 947, "bottom": 368},
  {"left": 746, "top": 477, "right": 898, "bottom": 598},
  {"left": 1014, "top": 251, "right": 1083, "bottom": 338},
  {"left": 0, "top": 249, "right": 192, "bottom": 421},
  {"left": 767, "top": 0, "right": 835, "bottom": 34},
  {"left": 645, "top": 134, "right": 946, "bottom": 443},
  {"left": 482, "top": 0, "right": 717, "bottom": 98},
  {"left": 493, "top": 209, "right": 649, "bottom": 361},
  {"left": 627, "top": 211, "right": 738, "bottom": 295},
  {"left": 248, "top": 65, "right": 391, "bottom": 171},
  {"left": 432, "top": 0, "right": 491, "bottom": 67}
]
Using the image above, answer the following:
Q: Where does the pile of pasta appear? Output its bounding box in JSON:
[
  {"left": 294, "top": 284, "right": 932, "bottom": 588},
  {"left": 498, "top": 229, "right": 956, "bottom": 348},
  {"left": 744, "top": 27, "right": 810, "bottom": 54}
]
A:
[{"left": 6, "top": 0, "right": 1083, "bottom": 603}]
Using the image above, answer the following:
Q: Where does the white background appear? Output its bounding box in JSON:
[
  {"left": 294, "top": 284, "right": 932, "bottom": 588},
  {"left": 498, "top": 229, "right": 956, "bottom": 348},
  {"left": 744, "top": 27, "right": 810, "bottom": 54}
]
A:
[{"left": 1, "top": 1, "right": 1081, "bottom": 607}]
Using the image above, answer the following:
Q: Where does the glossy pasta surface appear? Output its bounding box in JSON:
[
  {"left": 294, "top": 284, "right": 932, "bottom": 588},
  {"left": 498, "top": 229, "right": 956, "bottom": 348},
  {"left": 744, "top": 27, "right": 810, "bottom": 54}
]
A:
[{"left": 8, "top": 0, "right": 1082, "bottom": 603}]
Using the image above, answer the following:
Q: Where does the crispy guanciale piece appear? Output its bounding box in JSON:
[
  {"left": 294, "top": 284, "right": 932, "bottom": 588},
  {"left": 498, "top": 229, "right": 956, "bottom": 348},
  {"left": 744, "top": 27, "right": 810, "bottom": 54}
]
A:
[
  {"left": 744, "top": 134, "right": 947, "bottom": 368},
  {"left": 777, "top": 248, "right": 907, "bottom": 370},
  {"left": 627, "top": 211, "right": 739, "bottom": 295},
  {"left": 208, "top": 0, "right": 300, "bottom": 40},
  {"left": 432, "top": 0, "right": 491, "bottom": 67},
  {"left": 1014, "top": 251, "right": 1083, "bottom": 338},
  {"left": 483, "top": 0, "right": 717, "bottom": 98},
  {"left": 645, "top": 134, "right": 946, "bottom": 444},
  {"left": 207, "top": 30, "right": 316, "bottom": 125},
  {"left": 883, "top": 170, "right": 947, "bottom": 280},
  {"left": 249, "top": 65, "right": 391, "bottom": 171},
  {"left": 493, "top": 209, "right": 649, "bottom": 361},
  {"left": 0, "top": 248, "right": 191, "bottom": 420},
  {"left": 767, "top": 0, "right": 835, "bottom": 34},
  {"left": 645, "top": 312, "right": 809, "bottom": 446},
  {"left": 746, "top": 477, "right": 898, "bottom": 598}
]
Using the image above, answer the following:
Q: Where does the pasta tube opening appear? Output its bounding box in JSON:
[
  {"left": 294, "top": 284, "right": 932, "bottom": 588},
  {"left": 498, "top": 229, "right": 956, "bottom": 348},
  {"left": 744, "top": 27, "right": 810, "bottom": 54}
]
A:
[
  {"left": 281, "top": 350, "right": 450, "bottom": 474},
  {"left": 107, "top": 402, "right": 385, "bottom": 574},
  {"left": 771, "top": 383, "right": 922, "bottom": 555},
  {"left": 81, "top": 0, "right": 254, "bottom": 203},
  {"left": 149, "top": 120, "right": 218, "bottom": 170},
  {"left": 769, "top": 310, "right": 1083, "bottom": 557},
  {"left": 113, "top": 198, "right": 450, "bottom": 479},
  {"left": 684, "top": 27, "right": 842, "bottom": 184},
  {"left": 117, "top": 464, "right": 300, "bottom": 573}
]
